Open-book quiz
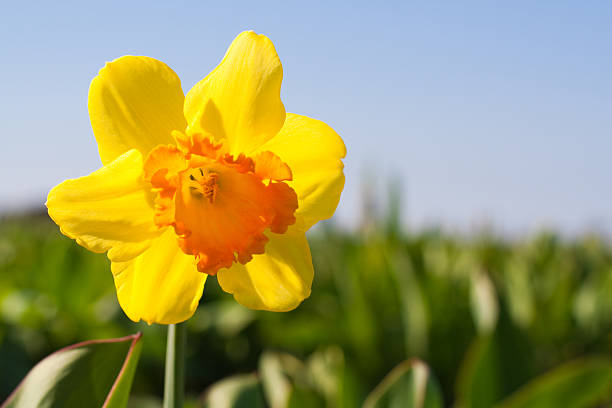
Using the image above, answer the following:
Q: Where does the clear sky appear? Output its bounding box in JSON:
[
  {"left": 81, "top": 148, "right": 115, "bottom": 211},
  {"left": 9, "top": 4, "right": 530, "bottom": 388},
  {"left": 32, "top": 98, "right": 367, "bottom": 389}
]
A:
[{"left": 1, "top": 1, "right": 611, "bottom": 235}]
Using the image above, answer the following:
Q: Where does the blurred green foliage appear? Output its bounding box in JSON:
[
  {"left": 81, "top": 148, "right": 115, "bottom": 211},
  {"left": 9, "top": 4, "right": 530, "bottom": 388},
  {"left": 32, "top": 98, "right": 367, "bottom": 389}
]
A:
[{"left": 2, "top": 205, "right": 612, "bottom": 406}]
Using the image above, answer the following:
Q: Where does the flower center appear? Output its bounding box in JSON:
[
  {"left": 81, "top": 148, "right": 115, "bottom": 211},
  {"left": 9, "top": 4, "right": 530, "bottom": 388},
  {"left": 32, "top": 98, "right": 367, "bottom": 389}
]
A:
[
  {"left": 187, "top": 168, "right": 218, "bottom": 202},
  {"left": 143, "top": 132, "right": 298, "bottom": 275}
]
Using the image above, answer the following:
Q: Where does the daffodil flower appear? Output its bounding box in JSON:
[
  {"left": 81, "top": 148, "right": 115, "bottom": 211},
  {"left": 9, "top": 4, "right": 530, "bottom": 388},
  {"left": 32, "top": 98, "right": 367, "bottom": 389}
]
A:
[{"left": 47, "top": 31, "right": 345, "bottom": 324}]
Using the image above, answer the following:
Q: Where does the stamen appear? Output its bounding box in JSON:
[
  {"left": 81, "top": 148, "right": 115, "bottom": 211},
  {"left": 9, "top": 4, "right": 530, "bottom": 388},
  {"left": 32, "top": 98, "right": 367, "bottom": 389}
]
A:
[{"left": 187, "top": 168, "right": 218, "bottom": 203}]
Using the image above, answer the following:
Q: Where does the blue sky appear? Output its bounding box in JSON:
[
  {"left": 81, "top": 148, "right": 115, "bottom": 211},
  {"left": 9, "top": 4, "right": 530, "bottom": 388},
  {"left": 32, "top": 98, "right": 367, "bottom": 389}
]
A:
[{"left": 1, "top": 1, "right": 611, "bottom": 235}]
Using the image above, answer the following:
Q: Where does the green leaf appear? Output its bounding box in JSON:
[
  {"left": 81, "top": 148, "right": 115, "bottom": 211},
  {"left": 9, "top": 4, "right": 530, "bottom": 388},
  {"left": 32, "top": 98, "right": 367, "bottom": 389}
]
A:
[
  {"left": 2, "top": 333, "right": 143, "bottom": 408},
  {"left": 495, "top": 358, "right": 612, "bottom": 408},
  {"left": 259, "top": 351, "right": 310, "bottom": 408},
  {"left": 202, "top": 349, "right": 353, "bottom": 408},
  {"left": 455, "top": 310, "right": 534, "bottom": 408},
  {"left": 454, "top": 335, "right": 501, "bottom": 408},
  {"left": 202, "top": 374, "right": 266, "bottom": 408},
  {"left": 363, "top": 359, "right": 443, "bottom": 408},
  {"left": 286, "top": 386, "right": 325, "bottom": 408},
  {"left": 258, "top": 352, "right": 289, "bottom": 407},
  {"left": 470, "top": 271, "right": 499, "bottom": 335},
  {"left": 305, "top": 346, "right": 357, "bottom": 408}
]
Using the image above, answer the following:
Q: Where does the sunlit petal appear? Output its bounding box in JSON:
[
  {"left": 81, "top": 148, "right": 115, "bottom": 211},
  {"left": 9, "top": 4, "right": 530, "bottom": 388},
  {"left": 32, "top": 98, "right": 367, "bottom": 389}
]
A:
[
  {"left": 217, "top": 229, "right": 313, "bottom": 311},
  {"left": 46, "top": 149, "right": 161, "bottom": 262},
  {"left": 184, "top": 31, "right": 285, "bottom": 155},
  {"left": 89, "top": 56, "right": 186, "bottom": 164},
  {"left": 112, "top": 228, "right": 207, "bottom": 324}
]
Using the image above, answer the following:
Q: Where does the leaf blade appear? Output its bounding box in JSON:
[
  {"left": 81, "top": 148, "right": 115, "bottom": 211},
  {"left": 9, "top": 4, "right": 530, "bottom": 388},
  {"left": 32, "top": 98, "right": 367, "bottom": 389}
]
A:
[
  {"left": 363, "top": 359, "right": 443, "bottom": 408},
  {"left": 495, "top": 358, "right": 612, "bottom": 408},
  {"left": 2, "top": 333, "right": 143, "bottom": 408}
]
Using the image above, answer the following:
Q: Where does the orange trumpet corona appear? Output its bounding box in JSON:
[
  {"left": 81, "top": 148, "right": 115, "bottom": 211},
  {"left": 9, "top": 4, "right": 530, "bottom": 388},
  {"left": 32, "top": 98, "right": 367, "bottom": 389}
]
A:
[{"left": 143, "top": 131, "right": 298, "bottom": 275}]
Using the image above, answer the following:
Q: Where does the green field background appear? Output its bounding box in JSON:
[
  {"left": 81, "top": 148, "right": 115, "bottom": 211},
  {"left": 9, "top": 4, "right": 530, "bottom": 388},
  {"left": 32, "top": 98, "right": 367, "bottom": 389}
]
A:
[{"left": 2, "top": 205, "right": 612, "bottom": 406}]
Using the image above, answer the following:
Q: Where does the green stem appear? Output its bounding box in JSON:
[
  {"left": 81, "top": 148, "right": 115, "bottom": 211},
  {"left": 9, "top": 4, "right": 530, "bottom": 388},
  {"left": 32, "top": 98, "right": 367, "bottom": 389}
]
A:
[{"left": 163, "top": 322, "right": 186, "bottom": 408}]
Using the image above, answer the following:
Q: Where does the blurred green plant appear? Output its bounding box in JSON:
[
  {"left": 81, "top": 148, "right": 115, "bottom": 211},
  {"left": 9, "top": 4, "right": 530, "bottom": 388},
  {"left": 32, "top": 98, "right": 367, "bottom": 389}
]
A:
[
  {"left": 2, "top": 199, "right": 612, "bottom": 406},
  {"left": 201, "top": 351, "right": 441, "bottom": 408},
  {"left": 362, "top": 359, "right": 443, "bottom": 408}
]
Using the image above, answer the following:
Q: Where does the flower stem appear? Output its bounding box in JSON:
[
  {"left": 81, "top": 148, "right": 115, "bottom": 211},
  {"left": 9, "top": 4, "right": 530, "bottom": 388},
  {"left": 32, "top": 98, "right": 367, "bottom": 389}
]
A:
[{"left": 163, "top": 322, "right": 186, "bottom": 408}]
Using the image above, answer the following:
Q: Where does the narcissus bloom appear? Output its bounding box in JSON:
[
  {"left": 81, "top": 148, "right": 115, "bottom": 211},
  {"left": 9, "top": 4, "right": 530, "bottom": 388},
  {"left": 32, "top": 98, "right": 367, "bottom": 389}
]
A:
[{"left": 47, "top": 31, "right": 345, "bottom": 324}]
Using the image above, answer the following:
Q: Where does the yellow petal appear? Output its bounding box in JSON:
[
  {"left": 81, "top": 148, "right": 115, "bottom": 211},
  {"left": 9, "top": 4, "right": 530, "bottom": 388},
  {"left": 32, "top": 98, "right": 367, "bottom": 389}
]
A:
[
  {"left": 217, "top": 230, "right": 313, "bottom": 311},
  {"left": 89, "top": 56, "right": 187, "bottom": 165},
  {"left": 257, "top": 113, "right": 346, "bottom": 231},
  {"left": 46, "top": 149, "right": 161, "bottom": 262},
  {"left": 112, "top": 228, "right": 207, "bottom": 324},
  {"left": 184, "top": 31, "right": 285, "bottom": 155}
]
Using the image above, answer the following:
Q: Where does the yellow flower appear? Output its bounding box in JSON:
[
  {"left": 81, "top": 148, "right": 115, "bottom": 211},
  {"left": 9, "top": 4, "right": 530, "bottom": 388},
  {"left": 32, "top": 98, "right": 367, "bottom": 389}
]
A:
[{"left": 46, "top": 31, "right": 346, "bottom": 324}]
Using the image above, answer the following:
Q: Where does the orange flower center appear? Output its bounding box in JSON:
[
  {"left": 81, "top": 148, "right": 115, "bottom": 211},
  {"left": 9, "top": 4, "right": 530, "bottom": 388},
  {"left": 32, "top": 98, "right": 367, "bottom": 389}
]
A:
[
  {"left": 143, "top": 132, "right": 298, "bottom": 275},
  {"left": 186, "top": 168, "right": 218, "bottom": 202}
]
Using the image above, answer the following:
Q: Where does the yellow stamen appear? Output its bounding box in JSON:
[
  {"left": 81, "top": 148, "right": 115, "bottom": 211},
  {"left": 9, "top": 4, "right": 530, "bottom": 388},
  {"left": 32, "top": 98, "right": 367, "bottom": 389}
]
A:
[{"left": 187, "top": 168, "right": 218, "bottom": 203}]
